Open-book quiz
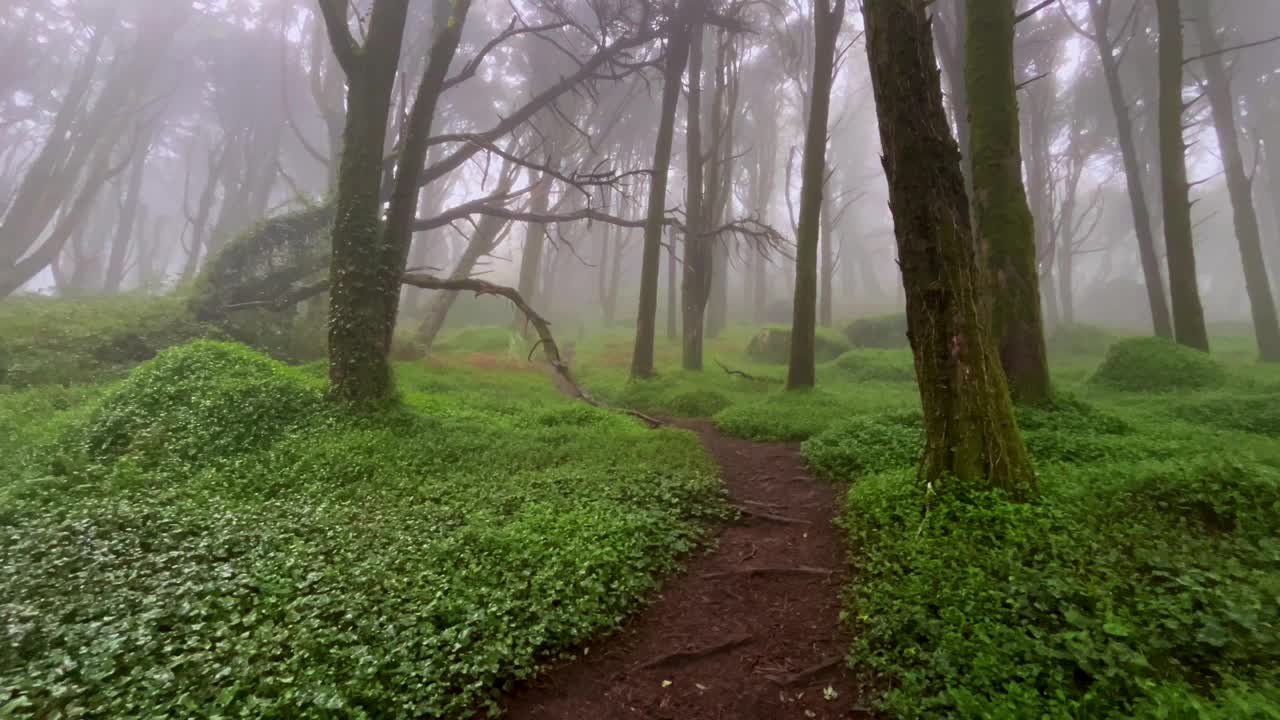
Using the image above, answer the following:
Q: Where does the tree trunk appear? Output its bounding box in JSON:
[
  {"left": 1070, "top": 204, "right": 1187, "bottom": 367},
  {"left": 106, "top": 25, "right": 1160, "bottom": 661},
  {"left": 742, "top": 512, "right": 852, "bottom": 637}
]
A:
[
  {"left": 682, "top": 21, "right": 711, "bottom": 371},
  {"left": 103, "top": 147, "right": 147, "bottom": 293},
  {"left": 1087, "top": 0, "right": 1174, "bottom": 339},
  {"left": 516, "top": 173, "right": 552, "bottom": 332},
  {"left": 417, "top": 212, "right": 509, "bottom": 348},
  {"left": 632, "top": 0, "right": 696, "bottom": 379},
  {"left": 1191, "top": 0, "right": 1280, "bottom": 360},
  {"left": 786, "top": 0, "right": 844, "bottom": 389},
  {"left": 819, "top": 181, "right": 835, "bottom": 328},
  {"left": 966, "top": 0, "right": 1051, "bottom": 403},
  {"left": 862, "top": 0, "right": 1037, "bottom": 500},
  {"left": 1156, "top": 0, "right": 1210, "bottom": 352},
  {"left": 667, "top": 225, "right": 679, "bottom": 340}
]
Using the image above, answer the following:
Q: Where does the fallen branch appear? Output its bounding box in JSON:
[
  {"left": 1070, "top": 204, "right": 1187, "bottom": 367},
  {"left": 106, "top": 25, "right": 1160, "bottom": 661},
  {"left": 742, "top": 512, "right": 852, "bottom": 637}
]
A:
[
  {"left": 636, "top": 633, "right": 753, "bottom": 670},
  {"left": 702, "top": 566, "right": 835, "bottom": 580},
  {"left": 731, "top": 505, "right": 810, "bottom": 525},
  {"left": 715, "top": 359, "right": 782, "bottom": 384},
  {"left": 763, "top": 656, "right": 844, "bottom": 687},
  {"left": 401, "top": 274, "right": 663, "bottom": 427}
]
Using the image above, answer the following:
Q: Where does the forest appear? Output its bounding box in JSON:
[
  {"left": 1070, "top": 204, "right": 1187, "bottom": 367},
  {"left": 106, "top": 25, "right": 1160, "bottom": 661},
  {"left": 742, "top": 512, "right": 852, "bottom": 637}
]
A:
[{"left": 2, "top": 0, "right": 1279, "bottom": 717}]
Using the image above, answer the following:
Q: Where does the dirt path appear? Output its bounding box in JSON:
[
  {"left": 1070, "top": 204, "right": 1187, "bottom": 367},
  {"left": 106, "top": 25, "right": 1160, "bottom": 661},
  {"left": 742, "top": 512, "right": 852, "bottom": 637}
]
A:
[{"left": 500, "top": 420, "right": 871, "bottom": 719}]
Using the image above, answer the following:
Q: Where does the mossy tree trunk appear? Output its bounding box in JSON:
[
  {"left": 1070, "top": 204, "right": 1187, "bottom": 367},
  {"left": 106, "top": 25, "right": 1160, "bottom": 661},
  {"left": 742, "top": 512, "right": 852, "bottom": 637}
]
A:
[
  {"left": 682, "top": 21, "right": 710, "bottom": 371},
  {"left": 1191, "top": 0, "right": 1280, "bottom": 361},
  {"left": 819, "top": 180, "right": 836, "bottom": 329},
  {"left": 787, "top": 0, "right": 845, "bottom": 390},
  {"left": 965, "top": 0, "right": 1051, "bottom": 405},
  {"left": 862, "top": 0, "right": 1037, "bottom": 500},
  {"left": 632, "top": 0, "right": 697, "bottom": 379},
  {"left": 1155, "top": 0, "right": 1210, "bottom": 353},
  {"left": 321, "top": 0, "right": 469, "bottom": 402},
  {"left": 1083, "top": 0, "right": 1174, "bottom": 340}
]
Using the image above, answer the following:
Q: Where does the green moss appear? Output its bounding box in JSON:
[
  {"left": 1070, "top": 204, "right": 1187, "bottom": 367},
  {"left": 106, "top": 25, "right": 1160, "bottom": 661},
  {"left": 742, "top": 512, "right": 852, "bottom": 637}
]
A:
[
  {"left": 1090, "top": 336, "right": 1227, "bottom": 393},
  {"left": 833, "top": 349, "right": 916, "bottom": 383}
]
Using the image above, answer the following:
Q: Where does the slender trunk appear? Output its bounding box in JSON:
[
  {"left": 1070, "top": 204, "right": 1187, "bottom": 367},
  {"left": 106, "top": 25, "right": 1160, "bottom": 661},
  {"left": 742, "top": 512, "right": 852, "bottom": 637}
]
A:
[
  {"left": 966, "top": 0, "right": 1051, "bottom": 403},
  {"left": 667, "top": 225, "right": 679, "bottom": 340},
  {"left": 819, "top": 181, "right": 835, "bottom": 328},
  {"left": 104, "top": 141, "right": 150, "bottom": 293},
  {"left": 1192, "top": 0, "right": 1280, "bottom": 360},
  {"left": 632, "top": 0, "right": 696, "bottom": 379},
  {"left": 862, "top": 0, "right": 1036, "bottom": 499},
  {"left": 1088, "top": 0, "right": 1174, "bottom": 338},
  {"left": 1156, "top": 0, "right": 1210, "bottom": 351},
  {"left": 682, "top": 21, "right": 710, "bottom": 371},
  {"left": 516, "top": 174, "right": 552, "bottom": 333},
  {"left": 1058, "top": 239, "right": 1075, "bottom": 325},
  {"left": 787, "top": 0, "right": 844, "bottom": 389}
]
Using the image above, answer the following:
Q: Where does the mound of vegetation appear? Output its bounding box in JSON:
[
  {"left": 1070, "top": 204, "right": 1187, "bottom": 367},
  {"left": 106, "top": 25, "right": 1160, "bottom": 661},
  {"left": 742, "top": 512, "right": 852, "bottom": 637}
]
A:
[
  {"left": 1090, "top": 336, "right": 1227, "bottom": 393},
  {"left": 833, "top": 349, "right": 916, "bottom": 383},
  {"left": 803, "top": 411, "right": 923, "bottom": 480},
  {"left": 844, "top": 313, "right": 908, "bottom": 349},
  {"left": 0, "top": 295, "right": 213, "bottom": 387},
  {"left": 1046, "top": 323, "right": 1118, "bottom": 358},
  {"left": 745, "top": 326, "right": 849, "bottom": 364},
  {"left": 843, "top": 459, "right": 1280, "bottom": 717},
  {"left": 714, "top": 389, "right": 851, "bottom": 442},
  {"left": 1174, "top": 392, "right": 1280, "bottom": 438},
  {"left": 1, "top": 341, "right": 724, "bottom": 718}
]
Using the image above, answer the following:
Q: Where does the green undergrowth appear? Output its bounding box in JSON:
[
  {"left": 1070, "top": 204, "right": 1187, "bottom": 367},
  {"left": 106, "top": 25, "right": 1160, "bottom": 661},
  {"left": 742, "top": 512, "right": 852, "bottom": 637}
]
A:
[
  {"left": 0, "top": 294, "right": 213, "bottom": 387},
  {"left": 432, "top": 325, "right": 521, "bottom": 355},
  {"left": 1, "top": 341, "right": 724, "bottom": 718},
  {"left": 1091, "top": 336, "right": 1227, "bottom": 393}
]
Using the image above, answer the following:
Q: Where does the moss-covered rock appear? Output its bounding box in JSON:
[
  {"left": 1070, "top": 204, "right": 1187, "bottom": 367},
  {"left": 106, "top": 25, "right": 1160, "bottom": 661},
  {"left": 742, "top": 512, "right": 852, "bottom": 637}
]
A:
[
  {"left": 1089, "top": 336, "right": 1226, "bottom": 393},
  {"left": 745, "top": 326, "right": 850, "bottom": 364},
  {"left": 844, "top": 313, "right": 909, "bottom": 349}
]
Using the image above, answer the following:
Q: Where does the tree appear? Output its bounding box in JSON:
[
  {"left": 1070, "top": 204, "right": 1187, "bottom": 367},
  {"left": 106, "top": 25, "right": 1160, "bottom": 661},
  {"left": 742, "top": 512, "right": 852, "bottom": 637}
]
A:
[
  {"left": 786, "top": 0, "right": 844, "bottom": 389},
  {"left": 318, "top": 0, "right": 471, "bottom": 401},
  {"left": 632, "top": 0, "right": 699, "bottom": 379},
  {"left": 966, "top": 0, "right": 1051, "bottom": 403},
  {"left": 682, "top": 19, "right": 711, "bottom": 371},
  {"left": 1155, "top": 0, "right": 1209, "bottom": 352},
  {"left": 1067, "top": 0, "right": 1174, "bottom": 339},
  {"left": 1189, "top": 0, "right": 1280, "bottom": 361},
  {"left": 861, "top": 0, "right": 1036, "bottom": 499}
]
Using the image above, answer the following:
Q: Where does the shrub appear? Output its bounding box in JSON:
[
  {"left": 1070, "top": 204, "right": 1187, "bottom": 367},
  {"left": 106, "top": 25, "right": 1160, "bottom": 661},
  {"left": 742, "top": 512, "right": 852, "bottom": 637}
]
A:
[
  {"left": 1047, "top": 323, "right": 1118, "bottom": 358},
  {"left": 833, "top": 349, "right": 916, "bottom": 383},
  {"left": 1090, "top": 336, "right": 1226, "bottom": 393},
  {"left": 844, "top": 313, "right": 908, "bottom": 349},
  {"left": 745, "top": 326, "right": 849, "bottom": 365},
  {"left": 803, "top": 412, "right": 923, "bottom": 480},
  {"left": 842, "top": 459, "right": 1280, "bottom": 717}
]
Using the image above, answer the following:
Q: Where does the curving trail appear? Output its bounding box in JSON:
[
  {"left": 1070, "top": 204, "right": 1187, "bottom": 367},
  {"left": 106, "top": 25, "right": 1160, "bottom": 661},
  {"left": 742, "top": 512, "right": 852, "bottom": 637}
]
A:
[{"left": 499, "top": 420, "right": 873, "bottom": 719}]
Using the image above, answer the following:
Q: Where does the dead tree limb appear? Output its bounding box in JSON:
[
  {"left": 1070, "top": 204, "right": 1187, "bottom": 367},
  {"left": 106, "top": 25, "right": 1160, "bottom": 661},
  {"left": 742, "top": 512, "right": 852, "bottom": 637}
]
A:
[
  {"left": 731, "top": 505, "right": 810, "bottom": 525},
  {"left": 702, "top": 566, "right": 835, "bottom": 580},
  {"left": 763, "top": 656, "right": 844, "bottom": 687},
  {"left": 715, "top": 358, "right": 782, "bottom": 383}
]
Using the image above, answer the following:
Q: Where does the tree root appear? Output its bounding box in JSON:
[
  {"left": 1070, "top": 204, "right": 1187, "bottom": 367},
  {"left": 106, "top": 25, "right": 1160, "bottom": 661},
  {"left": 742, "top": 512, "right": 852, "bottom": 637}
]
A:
[
  {"left": 636, "top": 633, "right": 753, "bottom": 670},
  {"left": 702, "top": 566, "right": 834, "bottom": 580},
  {"left": 762, "top": 656, "right": 844, "bottom": 687},
  {"left": 731, "top": 505, "right": 810, "bottom": 525}
]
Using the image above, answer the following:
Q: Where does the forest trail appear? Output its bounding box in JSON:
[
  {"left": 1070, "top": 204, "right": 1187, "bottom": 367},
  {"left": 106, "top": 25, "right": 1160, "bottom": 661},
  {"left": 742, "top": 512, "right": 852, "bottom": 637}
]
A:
[{"left": 500, "top": 420, "right": 872, "bottom": 719}]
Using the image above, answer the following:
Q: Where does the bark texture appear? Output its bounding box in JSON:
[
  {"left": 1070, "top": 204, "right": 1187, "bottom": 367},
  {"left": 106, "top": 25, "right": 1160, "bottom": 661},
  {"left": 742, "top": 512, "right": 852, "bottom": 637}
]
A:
[
  {"left": 862, "top": 0, "right": 1037, "bottom": 499},
  {"left": 966, "top": 0, "right": 1051, "bottom": 403}
]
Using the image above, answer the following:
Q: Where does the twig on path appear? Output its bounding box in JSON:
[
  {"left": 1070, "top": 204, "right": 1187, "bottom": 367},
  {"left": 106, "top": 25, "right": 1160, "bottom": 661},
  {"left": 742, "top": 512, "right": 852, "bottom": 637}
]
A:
[
  {"left": 636, "top": 633, "right": 753, "bottom": 670},
  {"left": 731, "top": 505, "right": 810, "bottom": 525},
  {"left": 762, "top": 656, "right": 844, "bottom": 687},
  {"left": 702, "top": 566, "right": 834, "bottom": 580}
]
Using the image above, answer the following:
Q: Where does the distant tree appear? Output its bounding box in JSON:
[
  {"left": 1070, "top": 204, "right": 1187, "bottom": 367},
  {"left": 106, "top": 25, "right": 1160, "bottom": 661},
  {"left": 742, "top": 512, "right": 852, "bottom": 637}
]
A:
[
  {"left": 1067, "top": 0, "right": 1174, "bottom": 339},
  {"left": 786, "top": 0, "right": 844, "bottom": 389},
  {"left": 1155, "top": 0, "right": 1209, "bottom": 352},
  {"left": 682, "top": 19, "right": 711, "bottom": 371},
  {"left": 862, "top": 0, "right": 1036, "bottom": 499},
  {"left": 966, "top": 0, "right": 1051, "bottom": 403},
  {"left": 1189, "top": 0, "right": 1280, "bottom": 361}
]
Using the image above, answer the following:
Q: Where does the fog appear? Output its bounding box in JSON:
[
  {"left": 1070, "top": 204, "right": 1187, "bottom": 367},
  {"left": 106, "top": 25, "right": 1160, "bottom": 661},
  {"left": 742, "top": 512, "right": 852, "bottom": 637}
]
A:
[{"left": 3, "top": 0, "right": 1280, "bottom": 336}]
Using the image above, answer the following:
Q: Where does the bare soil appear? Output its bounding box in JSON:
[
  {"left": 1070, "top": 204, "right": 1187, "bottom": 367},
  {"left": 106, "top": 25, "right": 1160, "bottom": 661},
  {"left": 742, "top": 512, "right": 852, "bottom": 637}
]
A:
[{"left": 498, "top": 420, "right": 873, "bottom": 719}]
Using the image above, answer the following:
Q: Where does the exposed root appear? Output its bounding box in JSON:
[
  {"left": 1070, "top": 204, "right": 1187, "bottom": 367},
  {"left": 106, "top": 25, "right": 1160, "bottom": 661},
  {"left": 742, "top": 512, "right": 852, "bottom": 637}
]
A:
[
  {"left": 636, "top": 633, "right": 753, "bottom": 670},
  {"left": 762, "top": 656, "right": 844, "bottom": 687},
  {"left": 731, "top": 505, "right": 810, "bottom": 525},
  {"left": 702, "top": 566, "right": 834, "bottom": 580}
]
